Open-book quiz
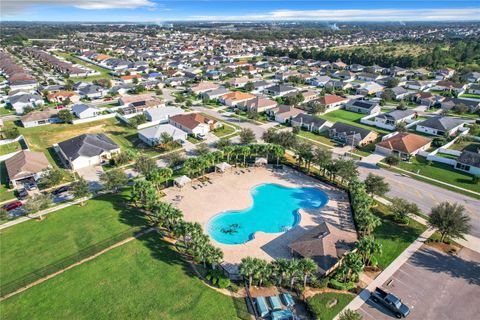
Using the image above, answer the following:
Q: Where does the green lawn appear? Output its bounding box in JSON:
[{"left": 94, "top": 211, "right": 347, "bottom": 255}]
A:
[
  {"left": 53, "top": 51, "right": 114, "bottom": 81},
  {"left": 213, "top": 124, "right": 236, "bottom": 138},
  {"left": 459, "top": 93, "right": 480, "bottom": 99},
  {"left": 372, "top": 203, "right": 427, "bottom": 269},
  {"left": 298, "top": 129, "right": 335, "bottom": 147},
  {"left": 395, "top": 155, "right": 480, "bottom": 194},
  {"left": 307, "top": 292, "right": 355, "bottom": 320},
  {"left": 0, "top": 233, "right": 248, "bottom": 320},
  {"left": 319, "top": 110, "right": 389, "bottom": 134},
  {"left": 0, "top": 141, "right": 22, "bottom": 156},
  {"left": 0, "top": 161, "right": 15, "bottom": 203},
  {"left": 0, "top": 107, "right": 14, "bottom": 116},
  {"left": 0, "top": 192, "right": 146, "bottom": 285}
]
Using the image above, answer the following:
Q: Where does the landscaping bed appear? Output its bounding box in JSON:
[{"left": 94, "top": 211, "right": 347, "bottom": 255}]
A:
[{"left": 307, "top": 292, "right": 355, "bottom": 320}]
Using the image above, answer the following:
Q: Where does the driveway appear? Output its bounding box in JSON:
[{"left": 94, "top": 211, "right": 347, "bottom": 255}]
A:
[
  {"left": 358, "top": 246, "right": 480, "bottom": 320},
  {"left": 76, "top": 166, "right": 104, "bottom": 191},
  {"left": 359, "top": 153, "right": 386, "bottom": 167}
]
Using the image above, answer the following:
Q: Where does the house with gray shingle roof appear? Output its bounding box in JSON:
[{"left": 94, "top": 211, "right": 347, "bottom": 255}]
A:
[
  {"left": 56, "top": 134, "right": 120, "bottom": 170},
  {"left": 372, "top": 109, "right": 416, "bottom": 131},
  {"left": 455, "top": 151, "right": 480, "bottom": 175},
  {"left": 416, "top": 116, "right": 466, "bottom": 136}
]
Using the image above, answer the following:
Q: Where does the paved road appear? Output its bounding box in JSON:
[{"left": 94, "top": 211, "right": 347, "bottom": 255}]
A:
[
  {"left": 358, "top": 164, "right": 480, "bottom": 238},
  {"left": 358, "top": 246, "right": 480, "bottom": 320}
]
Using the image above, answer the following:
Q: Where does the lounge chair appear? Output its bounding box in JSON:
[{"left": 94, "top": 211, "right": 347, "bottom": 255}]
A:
[
  {"left": 268, "top": 296, "right": 282, "bottom": 310},
  {"left": 271, "top": 309, "right": 294, "bottom": 320},
  {"left": 254, "top": 296, "right": 269, "bottom": 318},
  {"left": 281, "top": 293, "right": 295, "bottom": 307}
]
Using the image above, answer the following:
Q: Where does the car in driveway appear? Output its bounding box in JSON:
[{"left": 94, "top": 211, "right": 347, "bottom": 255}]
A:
[
  {"left": 24, "top": 182, "right": 37, "bottom": 191},
  {"left": 17, "top": 188, "right": 28, "bottom": 200},
  {"left": 371, "top": 287, "right": 410, "bottom": 318},
  {"left": 52, "top": 185, "right": 70, "bottom": 195},
  {"left": 3, "top": 201, "right": 23, "bottom": 212}
]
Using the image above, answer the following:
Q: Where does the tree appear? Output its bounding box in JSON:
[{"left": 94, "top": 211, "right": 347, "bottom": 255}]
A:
[
  {"left": 152, "top": 202, "right": 183, "bottom": 231},
  {"left": 216, "top": 137, "right": 231, "bottom": 150},
  {"left": 239, "top": 128, "right": 256, "bottom": 145},
  {"left": 194, "top": 142, "right": 210, "bottom": 156},
  {"left": 244, "top": 82, "right": 254, "bottom": 91},
  {"left": 384, "top": 154, "right": 400, "bottom": 167},
  {"left": 306, "top": 101, "right": 326, "bottom": 114},
  {"left": 165, "top": 152, "right": 185, "bottom": 168},
  {"left": 389, "top": 197, "right": 420, "bottom": 224},
  {"left": 134, "top": 155, "right": 157, "bottom": 176},
  {"left": 131, "top": 179, "right": 158, "bottom": 209},
  {"left": 381, "top": 89, "right": 395, "bottom": 101},
  {"left": 337, "top": 252, "right": 364, "bottom": 283},
  {"left": 298, "top": 258, "right": 317, "bottom": 288},
  {"left": 385, "top": 77, "right": 400, "bottom": 88},
  {"left": 339, "top": 309, "right": 363, "bottom": 320},
  {"left": 429, "top": 202, "right": 471, "bottom": 243},
  {"left": 355, "top": 235, "right": 382, "bottom": 267},
  {"left": 453, "top": 103, "right": 468, "bottom": 114},
  {"left": 38, "top": 169, "right": 63, "bottom": 188},
  {"left": 285, "top": 258, "right": 300, "bottom": 290},
  {"left": 3, "top": 126, "right": 19, "bottom": 139},
  {"left": 313, "top": 147, "right": 332, "bottom": 176},
  {"left": 336, "top": 158, "right": 358, "bottom": 186},
  {"left": 239, "top": 257, "right": 258, "bottom": 288},
  {"left": 147, "top": 167, "right": 172, "bottom": 191},
  {"left": 364, "top": 173, "right": 390, "bottom": 197},
  {"left": 71, "top": 177, "right": 90, "bottom": 204},
  {"left": 395, "top": 121, "right": 407, "bottom": 132},
  {"left": 100, "top": 169, "right": 128, "bottom": 193},
  {"left": 24, "top": 193, "right": 53, "bottom": 219},
  {"left": 58, "top": 109, "right": 74, "bottom": 123}
]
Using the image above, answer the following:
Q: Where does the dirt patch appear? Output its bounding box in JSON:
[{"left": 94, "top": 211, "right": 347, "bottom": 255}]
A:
[{"left": 425, "top": 241, "right": 462, "bottom": 255}]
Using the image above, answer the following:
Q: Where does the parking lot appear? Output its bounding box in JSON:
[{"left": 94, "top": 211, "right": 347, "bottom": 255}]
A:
[{"left": 358, "top": 245, "right": 480, "bottom": 320}]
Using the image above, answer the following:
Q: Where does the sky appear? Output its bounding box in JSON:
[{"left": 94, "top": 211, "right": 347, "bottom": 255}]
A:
[{"left": 1, "top": 0, "right": 480, "bottom": 22}]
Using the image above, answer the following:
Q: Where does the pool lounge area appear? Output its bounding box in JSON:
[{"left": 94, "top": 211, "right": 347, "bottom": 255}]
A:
[{"left": 162, "top": 166, "right": 356, "bottom": 274}]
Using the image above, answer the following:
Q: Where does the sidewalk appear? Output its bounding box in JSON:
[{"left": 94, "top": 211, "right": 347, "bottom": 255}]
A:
[{"left": 333, "top": 226, "right": 435, "bottom": 319}]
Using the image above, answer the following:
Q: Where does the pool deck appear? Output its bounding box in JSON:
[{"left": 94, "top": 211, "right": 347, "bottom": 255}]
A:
[{"left": 163, "top": 166, "right": 356, "bottom": 273}]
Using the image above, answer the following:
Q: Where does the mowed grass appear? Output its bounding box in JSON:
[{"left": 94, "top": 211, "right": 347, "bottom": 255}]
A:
[
  {"left": 297, "top": 129, "right": 335, "bottom": 147},
  {"left": 307, "top": 292, "right": 355, "bottom": 320},
  {"left": 319, "top": 109, "right": 389, "bottom": 134},
  {"left": 372, "top": 203, "right": 427, "bottom": 269},
  {"left": 0, "top": 192, "right": 145, "bottom": 285},
  {"left": 0, "top": 162, "right": 15, "bottom": 203},
  {"left": 0, "top": 141, "right": 22, "bottom": 156},
  {"left": 395, "top": 155, "right": 480, "bottom": 193},
  {"left": 0, "top": 233, "right": 248, "bottom": 320},
  {"left": 53, "top": 51, "right": 114, "bottom": 81}
]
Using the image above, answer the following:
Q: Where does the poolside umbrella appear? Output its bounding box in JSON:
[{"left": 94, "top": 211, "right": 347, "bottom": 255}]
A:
[
  {"left": 174, "top": 175, "right": 191, "bottom": 188},
  {"left": 255, "top": 157, "right": 268, "bottom": 166},
  {"left": 215, "top": 162, "right": 232, "bottom": 173}
]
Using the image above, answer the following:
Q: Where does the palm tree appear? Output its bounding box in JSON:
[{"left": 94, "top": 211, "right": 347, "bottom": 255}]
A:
[
  {"left": 240, "top": 146, "right": 251, "bottom": 166},
  {"left": 429, "top": 202, "right": 471, "bottom": 242},
  {"left": 271, "top": 258, "right": 289, "bottom": 286},
  {"left": 147, "top": 168, "right": 173, "bottom": 191},
  {"left": 239, "top": 257, "right": 256, "bottom": 287},
  {"left": 313, "top": 147, "right": 332, "bottom": 176},
  {"left": 206, "top": 246, "right": 223, "bottom": 269},
  {"left": 298, "top": 258, "right": 317, "bottom": 288},
  {"left": 271, "top": 144, "right": 285, "bottom": 166},
  {"left": 355, "top": 236, "right": 382, "bottom": 267},
  {"left": 340, "top": 252, "right": 364, "bottom": 283},
  {"left": 223, "top": 146, "right": 234, "bottom": 163},
  {"left": 253, "top": 259, "right": 270, "bottom": 286},
  {"left": 285, "top": 258, "right": 300, "bottom": 290},
  {"left": 339, "top": 309, "right": 363, "bottom": 320}
]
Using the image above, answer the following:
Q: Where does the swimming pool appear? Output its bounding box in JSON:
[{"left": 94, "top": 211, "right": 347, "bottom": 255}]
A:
[{"left": 207, "top": 183, "right": 328, "bottom": 245}]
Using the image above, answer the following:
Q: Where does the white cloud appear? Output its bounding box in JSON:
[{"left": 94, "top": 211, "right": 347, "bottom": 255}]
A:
[
  {"left": 191, "top": 8, "right": 480, "bottom": 21},
  {"left": 1, "top": 0, "right": 155, "bottom": 16}
]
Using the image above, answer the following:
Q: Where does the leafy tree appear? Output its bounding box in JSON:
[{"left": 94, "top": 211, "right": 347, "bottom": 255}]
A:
[
  {"left": 152, "top": 202, "right": 183, "bottom": 231},
  {"left": 58, "top": 109, "right": 74, "bottom": 122},
  {"left": 395, "top": 122, "right": 407, "bottom": 132},
  {"left": 3, "top": 126, "right": 19, "bottom": 139},
  {"left": 38, "top": 169, "right": 63, "bottom": 188},
  {"left": 384, "top": 154, "right": 400, "bottom": 166},
  {"left": 429, "top": 202, "right": 471, "bottom": 242},
  {"left": 239, "top": 128, "right": 256, "bottom": 145},
  {"left": 336, "top": 251, "right": 364, "bottom": 283},
  {"left": 313, "top": 147, "right": 332, "bottom": 176},
  {"left": 381, "top": 89, "right": 395, "bottom": 101},
  {"left": 134, "top": 154, "right": 157, "bottom": 176},
  {"left": 244, "top": 82, "right": 254, "bottom": 91},
  {"left": 364, "top": 173, "right": 390, "bottom": 197},
  {"left": 71, "top": 177, "right": 90, "bottom": 204},
  {"left": 147, "top": 167, "right": 173, "bottom": 191},
  {"left": 298, "top": 258, "right": 317, "bottom": 288},
  {"left": 24, "top": 193, "right": 53, "bottom": 219},
  {"left": 307, "top": 101, "right": 326, "bottom": 114},
  {"left": 453, "top": 103, "right": 468, "bottom": 114},
  {"left": 194, "top": 142, "right": 210, "bottom": 156},
  {"left": 239, "top": 257, "right": 258, "bottom": 288},
  {"left": 385, "top": 77, "right": 400, "bottom": 88},
  {"left": 215, "top": 137, "right": 231, "bottom": 150},
  {"left": 100, "top": 169, "right": 128, "bottom": 193},
  {"left": 131, "top": 179, "right": 158, "bottom": 209},
  {"left": 336, "top": 158, "right": 358, "bottom": 186},
  {"left": 339, "top": 309, "right": 363, "bottom": 320},
  {"left": 356, "top": 235, "right": 382, "bottom": 267},
  {"left": 389, "top": 197, "right": 420, "bottom": 224}
]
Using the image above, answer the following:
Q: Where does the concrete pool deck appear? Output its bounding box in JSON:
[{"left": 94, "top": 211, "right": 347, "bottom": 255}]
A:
[{"left": 163, "top": 166, "right": 356, "bottom": 273}]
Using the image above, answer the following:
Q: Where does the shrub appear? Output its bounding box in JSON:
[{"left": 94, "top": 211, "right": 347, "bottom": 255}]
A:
[
  {"left": 328, "top": 279, "right": 356, "bottom": 291},
  {"left": 206, "top": 269, "right": 230, "bottom": 289},
  {"left": 218, "top": 277, "right": 231, "bottom": 289},
  {"left": 309, "top": 276, "right": 329, "bottom": 289}
]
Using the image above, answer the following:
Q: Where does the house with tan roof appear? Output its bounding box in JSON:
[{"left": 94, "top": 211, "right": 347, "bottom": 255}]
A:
[
  {"left": 47, "top": 91, "right": 80, "bottom": 104},
  {"left": 268, "top": 105, "right": 304, "bottom": 124},
  {"left": 5, "top": 150, "right": 51, "bottom": 187},
  {"left": 220, "top": 91, "right": 256, "bottom": 107},
  {"left": 21, "top": 109, "right": 61, "bottom": 128},
  {"left": 375, "top": 133, "right": 431, "bottom": 160},
  {"left": 169, "top": 113, "right": 221, "bottom": 137},
  {"left": 120, "top": 74, "right": 142, "bottom": 84},
  {"left": 228, "top": 77, "right": 250, "bottom": 88},
  {"left": 190, "top": 81, "right": 219, "bottom": 94},
  {"left": 118, "top": 93, "right": 154, "bottom": 106},
  {"left": 237, "top": 96, "right": 277, "bottom": 113}
]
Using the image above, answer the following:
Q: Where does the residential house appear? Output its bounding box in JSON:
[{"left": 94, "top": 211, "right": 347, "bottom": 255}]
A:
[
  {"left": 318, "top": 94, "right": 349, "bottom": 113},
  {"left": 325, "top": 80, "right": 352, "bottom": 91},
  {"left": 349, "top": 64, "right": 365, "bottom": 73},
  {"left": 144, "top": 106, "right": 185, "bottom": 123},
  {"left": 441, "top": 98, "right": 480, "bottom": 113},
  {"left": 468, "top": 84, "right": 480, "bottom": 95},
  {"left": 434, "top": 81, "right": 467, "bottom": 94},
  {"left": 228, "top": 77, "right": 250, "bottom": 88},
  {"left": 118, "top": 93, "right": 154, "bottom": 106},
  {"left": 375, "top": 133, "right": 431, "bottom": 160},
  {"left": 372, "top": 109, "right": 416, "bottom": 131},
  {"left": 138, "top": 124, "right": 188, "bottom": 146},
  {"left": 77, "top": 84, "right": 105, "bottom": 99},
  {"left": 356, "top": 72, "right": 382, "bottom": 82},
  {"left": 416, "top": 116, "right": 466, "bottom": 136},
  {"left": 291, "top": 113, "right": 331, "bottom": 133},
  {"left": 264, "top": 85, "right": 297, "bottom": 97},
  {"left": 5, "top": 150, "right": 51, "bottom": 187},
  {"left": 356, "top": 81, "right": 384, "bottom": 96},
  {"left": 411, "top": 92, "right": 444, "bottom": 107},
  {"left": 309, "top": 76, "right": 331, "bottom": 87},
  {"left": 404, "top": 80, "right": 431, "bottom": 91},
  {"left": 268, "top": 105, "right": 303, "bottom": 124},
  {"left": 329, "top": 122, "right": 378, "bottom": 147},
  {"left": 220, "top": 91, "right": 256, "bottom": 107},
  {"left": 344, "top": 99, "right": 381, "bottom": 115},
  {"left": 455, "top": 151, "right": 480, "bottom": 176},
  {"left": 120, "top": 74, "right": 142, "bottom": 84},
  {"left": 120, "top": 99, "right": 164, "bottom": 115},
  {"left": 333, "top": 70, "right": 355, "bottom": 81},
  {"left": 465, "top": 72, "right": 480, "bottom": 83},
  {"left": 72, "top": 104, "right": 101, "bottom": 119},
  {"left": 203, "top": 87, "right": 231, "bottom": 100},
  {"left": 21, "top": 109, "right": 61, "bottom": 128},
  {"left": 7, "top": 92, "right": 44, "bottom": 114},
  {"left": 383, "top": 86, "right": 409, "bottom": 100},
  {"left": 251, "top": 80, "right": 275, "bottom": 93},
  {"left": 190, "top": 81, "right": 219, "bottom": 94},
  {"left": 237, "top": 96, "right": 277, "bottom": 113},
  {"left": 47, "top": 91, "right": 80, "bottom": 104},
  {"left": 435, "top": 68, "right": 455, "bottom": 80},
  {"left": 169, "top": 113, "right": 220, "bottom": 137},
  {"left": 56, "top": 133, "right": 120, "bottom": 170}
]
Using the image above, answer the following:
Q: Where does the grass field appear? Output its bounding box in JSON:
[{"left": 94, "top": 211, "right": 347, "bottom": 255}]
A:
[
  {"left": 394, "top": 155, "right": 479, "bottom": 193},
  {"left": 53, "top": 51, "right": 114, "bottom": 82},
  {"left": 333, "top": 42, "right": 431, "bottom": 58},
  {"left": 0, "top": 140, "right": 22, "bottom": 156},
  {"left": 319, "top": 110, "right": 389, "bottom": 134},
  {"left": 372, "top": 203, "right": 427, "bottom": 269},
  {"left": 307, "top": 292, "right": 355, "bottom": 320},
  {"left": 298, "top": 129, "right": 335, "bottom": 147},
  {"left": 459, "top": 93, "right": 480, "bottom": 99},
  {"left": 0, "top": 192, "right": 145, "bottom": 285},
  {"left": 0, "top": 161, "right": 15, "bottom": 203},
  {"left": 213, "top": 124, "right": 236, "bottom": 138},
  {"left": 0, "top": 233, "right": 248, "bottom": 320}
]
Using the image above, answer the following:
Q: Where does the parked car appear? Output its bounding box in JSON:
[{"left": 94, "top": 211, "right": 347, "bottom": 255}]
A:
[
  {"left": 371, "top": 287, "right": 410, "bottom": 318},
  {"left": 55, "top": 105, "right": 65, "bottom": 109},
  {"left": 24, "top": 182, "right": 37, "bottom": 191},
  {"left": 17, "top": 188, "right": 28, "bottom": 200},
  {"left": 104, "top": 97, "right": 113, "bottom": 101},
  {"left": 52, "top": 185, "right": 70, "bottom": 195},
  {"left": 3, "top": 201, "right": 23, "bottom": 212}
]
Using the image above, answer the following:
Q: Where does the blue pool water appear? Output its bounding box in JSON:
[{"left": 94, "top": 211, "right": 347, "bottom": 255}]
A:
[{"left": 207, "top": 183, "right": 329, "bottom": 245}]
